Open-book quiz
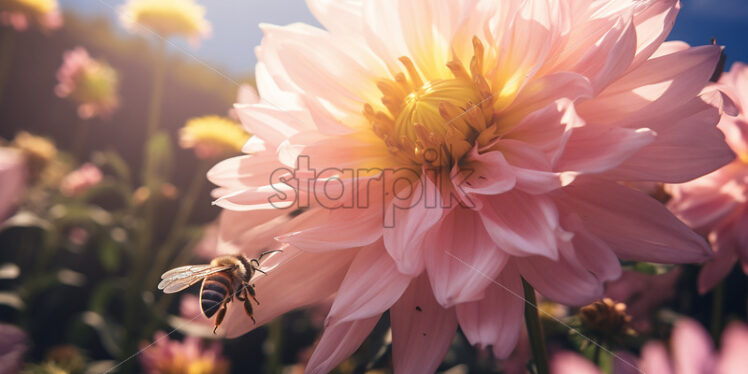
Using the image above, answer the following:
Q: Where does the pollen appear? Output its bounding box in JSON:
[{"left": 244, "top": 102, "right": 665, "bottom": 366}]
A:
[
  {"left": 364, "top": 37, "right": 499, "bottom": 168},
  {"left": 179, "top": 116, "right": 251, "bottom": 159}
]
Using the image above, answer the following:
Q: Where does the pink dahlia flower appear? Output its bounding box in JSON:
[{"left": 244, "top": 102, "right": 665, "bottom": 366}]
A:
[
  {"left": 60, "top": 162, "right": 103, "bottom": 197},
  {"left": 551, "top": 319, "right": 748, "bottom": 374},
  {"left": 55, "top": 47, "right": 120, "bottom": 120},
  {"left": 0, "top": 147, "right": 26, "bottom": 221},
  {"left": 206, "top": 0, "right": 733, "bottom": 372},
  {"left": 668, "top": 63, "right": 748, "bottom": 293},
  {"left": 139, "top": 331, "right": 229, "bottom": 374}
]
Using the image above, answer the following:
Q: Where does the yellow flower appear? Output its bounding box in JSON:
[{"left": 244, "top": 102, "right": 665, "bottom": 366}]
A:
[
  {"left": 119, "top": 0, "right": 210, "bottom": 41},
  {"left": 179, "top": 116, "right": 250, "bottom": 159},
  {"left": 11, "top": 131, "right": 56, "bottom": 177}
]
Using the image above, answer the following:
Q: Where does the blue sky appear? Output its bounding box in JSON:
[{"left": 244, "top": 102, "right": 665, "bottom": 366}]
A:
[{"left": 62, "top": 0, "right": 748, "bottom": 77}]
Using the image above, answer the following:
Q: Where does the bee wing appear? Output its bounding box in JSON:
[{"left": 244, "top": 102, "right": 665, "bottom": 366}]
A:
[{"left": 157, "top": 264, "right": 232, "bottom": 294}]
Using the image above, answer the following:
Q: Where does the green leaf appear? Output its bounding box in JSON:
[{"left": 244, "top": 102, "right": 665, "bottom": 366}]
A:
[{"left": 93, "top": 150, "right": 132, "bottom": 187}]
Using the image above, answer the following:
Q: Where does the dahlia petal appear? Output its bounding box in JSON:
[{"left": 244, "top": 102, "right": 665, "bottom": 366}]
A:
[
  {"left": 234, "top": 104, "right": 309, "bottom": 149},
  {"left": 260, "top": 23, "right": 382, "bottom": 115},
  {"left": 207, "top": 153, "right": 285, "bottom": 190},
  {"left": 277, "top": 207, "right": 382, "bottom": 252},
  {"left": 551, "top": 352, "right": 601, "bottom": 374},
  {"left": 305, "top": 0, "right": 363, "bottom": 34},
  {"left": 455, "top": 266, "right": 524, "bottom": 359},
  {"left": 396, "top": 0, "right": 457, "bottom": 79},
  {"left": 516, "top": 250, "right": 603, "bottom": 306},
  {"left": 220, "top": 246, "right": 356, "bottom": 338},
  {"left": 391, "top": 275, "right": 457, "bottom": 374},
  {"left": 579, "top": 45, "right": 721, "bottom": 125},
  {"left": 424, "top": 208, "right": 508, "bottom": 307},
  {"left": 212, "top": 183, "right": 297, "bottom": 211},
  {"left": 500, "top": 71, "right": 592, "bottom": 120},
  {"left": 698, "top": 242, "right": 737, "bottom": 295},
  {"left": 561, "top": 213, "right": 622, "bottom": 282},
  {"left": 479, "top": 191, "right": 560, "bottom": 259},
  {"left": 576, "top": 16, "right": 636, "bottom": 94},
  {"left": 493, "top": 0, "right": 559, "bottom": 102},
  {"left": 672, "top": 319, "right": 716, "bottom": 373},
  {"left": 326, "top": 241, "right": 411, "bottom": 326},
  {"left": 717, "top": 323, "right": 748, "bottom": 374},
  {"left": 215, "top": 209, "right": 293, "bottom": 256},
  {"left": 557, "top": 178, "right": 712, "bottom": 263},
  {"left": 629, "top": 0, "right": 679, "bottom": 68},
  {"left": 501, "top": 99, "right": 578, "bottom": 162},
  {"left": 640, "top": 343, "right": 674, "bottom": 374},
  {"left": 457, "top": 149, "right": 516, "bottom": 195},
  {"left": 668, "top": 170, "right": 743, "bottom": 230},
  {"left": 383, "top": 175, "right": 445, "bottom": 275},
  {"left": 305, "top": 316, "right": 380, "bottom": 374},
  {"left": 556, "top": 125, "right": 656, "bottom": 175},
  {"left": 606, "top": 101, "right": 734, "bottom": 183}
]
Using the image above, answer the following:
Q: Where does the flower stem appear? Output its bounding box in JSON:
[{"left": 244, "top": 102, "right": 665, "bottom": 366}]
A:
[
  {"left": 0, "top": 29, "right": 16, "bottom": 104},
  {"left": 146, "top": 38, "right": 167, "bottom": 137},
  {"left": 710, "top": 281, "right": 725, "bottom": 342},
  {"left": 522, "top": 278, "right": 549, "bottom": 374},
  {"left": 265, "top": 317, "right": 284, "bottom": 374},
  {"left": 72, "top": 117, "right": 91, "bottom": 161},
  {"left": 147, "top": 159, "right": 210, "bottom": 287}
]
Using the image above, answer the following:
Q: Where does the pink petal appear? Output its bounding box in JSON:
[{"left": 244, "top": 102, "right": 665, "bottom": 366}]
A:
[
  {"left": 424, "top": 207, "right": 508, "bottom": 307},
  {"left": 639, "top": 342, "right": 674, "bottom": 374},
  {"left": 572, "top": 16, "right": 636, "bottom": 94},
  {"left": 326, "top": 241, "right": 411, "bottom": 326},
  {"left": 556, "top": 125, "right": 656, "bottom": 175},
  {"left": 305, "top": 316, "right": 380, "bottom": 374},
  {"left": 579, "top": 45, "right": 721, "bottom": 126},
  {"left": 207, "top": 152, "right": 285, "bottom": 190},
  {"left": 556, "top": 178, "right": 712, "bottom": 264},
  {"left": 455, "top": 148, "right": 516, "bottom": 196},
  {"left": 516, "top": 250, "right": 603, "bottom": 306},
  {"left": 383, "top": 174, "right": 445, "bottom": 275},
  {"left": 629, "top": 0, "right": 680, "bottom": 68},
  {"left": 479, "top": 191, "right": 560, "bottom": 259},
  {"left": 699, "top": 226, "right": 739, "bottom": 294},
  {"left": 455, "top": 266, "right": 524, "bottom": 359},
  {"left": 219, "top": 246, "right": 356, "bottom": 338},
  {"left": 277, "top": 206, "right": 383, "bottom": 252},
  {"left": 717, "top": 322, "right": 748, "bottom": 374},
  {"left": 391, "top": 275, "right": 458, "bottom": 374},
  {"left": 671, "top": 319, "right": 716, "bottom": 374},
  {"left": 605, "top": 100, "right": 734, "bottom": 183},
  {"left": 551, "top": 352, "right": 601, "bottom": 374},
  {"left": 305, "top": 0, "right": 363, "bottom": 34},
  {"left": 561, "top": 213, "right": 622, "bottom": 282}
]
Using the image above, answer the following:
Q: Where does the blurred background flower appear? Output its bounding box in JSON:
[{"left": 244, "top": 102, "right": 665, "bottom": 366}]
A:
[
  {"left": 119, "top": 0, "right": 210, "bottom": 44},
  {"left": 139, "top": 332, "right": 229, "bottom": 374},
  {"left": 54, "top": 46, "right": 119, "bottom": 120},
  {"left": 0, "top": 0, "right": 61, "bottom": 32}
]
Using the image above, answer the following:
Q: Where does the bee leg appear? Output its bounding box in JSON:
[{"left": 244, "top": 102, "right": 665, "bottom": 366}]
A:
[
  {"left": 247, "top": 283, "right": 259, "bottom": 305},
  {"left": 242, "top": 288, "right": 256, "bottom": 324},
  {"left": 213, "top": 300, "right": 228, "bottom": 334}
]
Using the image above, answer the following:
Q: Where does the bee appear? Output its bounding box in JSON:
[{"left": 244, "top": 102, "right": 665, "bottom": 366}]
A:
[{"left": 157, "top": 250, "right": 280, "bottom": 333}]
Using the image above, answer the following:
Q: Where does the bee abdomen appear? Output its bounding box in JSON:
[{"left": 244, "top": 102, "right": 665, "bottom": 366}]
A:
[{"left": 200, "top": 273, "right": 232, "bottom": 318}]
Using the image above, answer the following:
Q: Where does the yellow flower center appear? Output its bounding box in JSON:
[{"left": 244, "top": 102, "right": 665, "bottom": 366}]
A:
[
  {"left": 395, "top": 79, "right": 481, "bottom": 143},
  {"left": 364, "top": 38, "right": 498, "bottom": 168}
]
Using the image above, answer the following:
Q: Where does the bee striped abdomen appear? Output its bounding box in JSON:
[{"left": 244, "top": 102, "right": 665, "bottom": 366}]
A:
[{"left": 200, "top": 271, "right": 232, "bottom": 318}]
